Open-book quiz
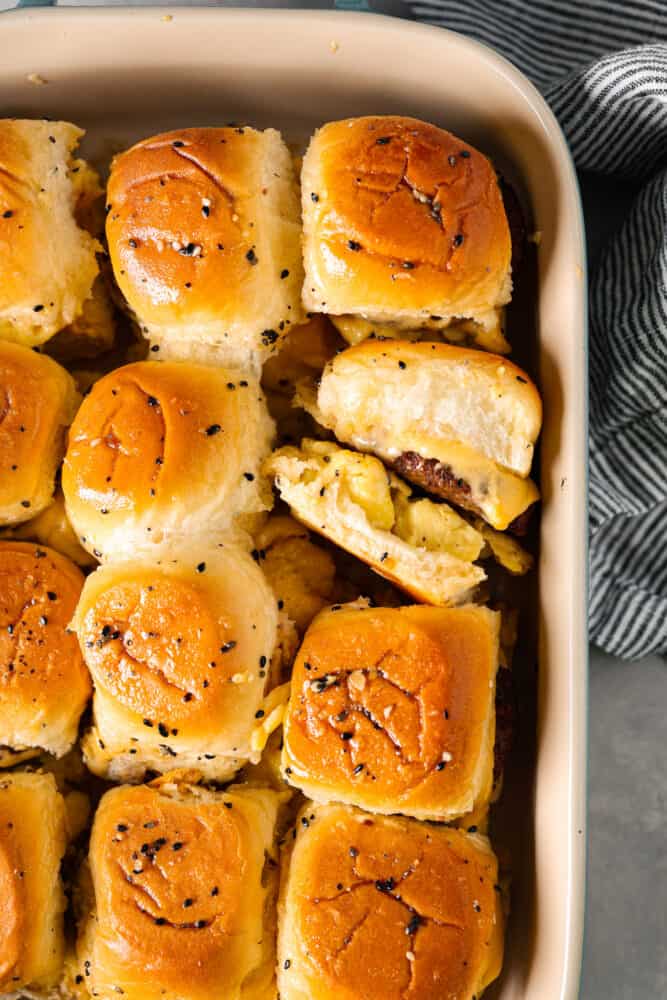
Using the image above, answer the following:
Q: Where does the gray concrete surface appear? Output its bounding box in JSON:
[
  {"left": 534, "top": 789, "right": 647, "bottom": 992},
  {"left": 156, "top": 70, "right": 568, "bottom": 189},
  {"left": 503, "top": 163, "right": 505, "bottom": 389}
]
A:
[{"left": 582, "top": 648, "right": 667, "bottom": 999}]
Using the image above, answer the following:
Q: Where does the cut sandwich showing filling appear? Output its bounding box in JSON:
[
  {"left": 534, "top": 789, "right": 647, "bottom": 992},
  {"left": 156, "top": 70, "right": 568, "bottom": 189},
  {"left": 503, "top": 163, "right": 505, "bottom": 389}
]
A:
[
  {"left": 314, "top": 340, "right": 542, "bottom": 531},
  {"left": 266, "top": 440, "right": 532, "bottom": 607}
]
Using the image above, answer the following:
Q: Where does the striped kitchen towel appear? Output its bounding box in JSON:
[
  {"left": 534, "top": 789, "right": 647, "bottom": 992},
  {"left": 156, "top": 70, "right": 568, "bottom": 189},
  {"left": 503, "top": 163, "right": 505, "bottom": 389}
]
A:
[{"left": 409, "top": 0, "right": 667, "bottom": 659}]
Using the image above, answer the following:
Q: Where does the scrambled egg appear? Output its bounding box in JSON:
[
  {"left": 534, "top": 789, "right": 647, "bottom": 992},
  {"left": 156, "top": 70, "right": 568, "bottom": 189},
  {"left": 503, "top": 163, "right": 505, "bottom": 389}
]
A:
[
  {"left": 270, "top": 440, "right": 533, "bottom": 576},
  {"left": 254, "top": 515, "right": 336, "bottom": 634}
]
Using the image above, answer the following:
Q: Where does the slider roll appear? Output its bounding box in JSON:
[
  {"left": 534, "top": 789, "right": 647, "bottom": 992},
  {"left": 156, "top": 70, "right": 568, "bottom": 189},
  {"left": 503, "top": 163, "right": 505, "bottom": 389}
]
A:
[
  {"left": 62, "top": 360, "right": 274, "bottom": 560},
  {"left": 76, "top": 778, "right": 280, "bottom": 1000},
  {"left": 282, "top": 602, "right": 499, "bottom": 821},
  {"left": 72, "top": 542, "right": 280, "bottom": 782},
  {"left": 0, "top": 119, "right": 100, "bottom": 347},
  {"left": 0, "top": 771, "right": 69, "bottom": 995},
  {"left": 278, "top": 802, "right": 504, "bottom": 1000},
  {"left": 315, "top": 340, "right": 542, "bottom": 531},
  {"left": 0, "top": 341, "right": 79, "bottom": 527},
  {"left": 106, "top": 127, "right": 304, "bottom": 370},
  {"left": 301, "top": 116, "right": 512, "bottom": 349},
  {"left": 0, "top": 541, "right": 91, "bottom": 760}
]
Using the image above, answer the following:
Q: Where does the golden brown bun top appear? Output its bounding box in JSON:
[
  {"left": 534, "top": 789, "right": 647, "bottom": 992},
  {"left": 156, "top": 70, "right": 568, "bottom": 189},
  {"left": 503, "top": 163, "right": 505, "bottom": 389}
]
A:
[
  {"left": 62, "top": 360, "right": 272, "bottom": 557},
  {"left": 106, "top": 126, "right": 302, "bottom": 350},
  {"left": 0, "top": 341, "right": 78, "bottom": 523},
  {"left": 88, "top": 781, "right": 277, "bottom": 997},
  {"left": 303, "top": 116, "right": 511, "bottom": 318},
  {"left": 283, "top": 803, "right": 503, "bottom": 1000},
  {"left": 74, "top": 547, "right": 275, "bottom": 737},
  {"left": 283, "top": 603, "right": 498, "bottom": 808},
  {"left": 0, "top": 541, "right": 90, "bottom": 730}
]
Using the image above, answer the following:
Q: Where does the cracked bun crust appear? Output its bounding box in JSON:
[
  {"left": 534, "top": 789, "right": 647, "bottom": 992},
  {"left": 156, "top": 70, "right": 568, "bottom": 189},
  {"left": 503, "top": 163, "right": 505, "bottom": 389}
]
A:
[
  {"left": 282, "top": 603, "right": 499, "bottom": 821},
  {"left": 106, "top": 127, "right": 304, "bottom": 371},
  {"left": 0, "top": 771, "right": 69, "bottom": 993},
  {"left": 76, "top": 779, "right": 280, "bottom": 1000},
  {"left": 316, "top": 340, "right": 541, "bottom": 530},
  {"left": 278, "top": 802, "right": 504, "bottom": 1000},
  {"left": 72, "top": 541, "right": 280, "bottom": 782},
  {"left": 0, "top": 541, "right": 91, "bottom": 759},
  {"left": 301, "top": 116, "right": 511, "bottom": 333},
  {"left": 62, "top": 361, "right": 274, "bottom": 560},
  {"left": 0, "top": 341, "right": 79, "bottom": 527}
]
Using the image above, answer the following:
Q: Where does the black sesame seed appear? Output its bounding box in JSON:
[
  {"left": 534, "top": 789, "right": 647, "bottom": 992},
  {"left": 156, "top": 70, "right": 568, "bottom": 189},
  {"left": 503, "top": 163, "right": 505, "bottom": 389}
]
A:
[
  {"left": 280, "top": 268, "right": 289, "bottom": 279},
  {"left": 460, "top": 150, "right": 471, "bottom": 158},
  {"left": 259, "top": 655, "right": 267, "bottom": 668},
  {"left": 340, "top": 731, "right": 354, "bottom": 741},
  {"left": 347, "top": 240, "right": 361, "bottom": 251},
  {"left": 261, "top": 329, "right": 279, "bottom": 346},
  {"left": 246, "top": 249, "right": 257, "bottom": 264},
  {"left": 406, "top": 913, "right": 423, "bottom": 935},
  {"left": 116, "top": 824, "right": 128, "bottom": 832},
  {"left": 33, "top": 304, "right": 44, "bottom": 312},
  {"left": 453, "top": 233, "right": 464, "bottom": 247},
  {"left": 183, "top": 898, "right": 194, "bottom": 908},
  {"left": 376, "top": 136, "right": 391, "bottom": 144},
  {"left": 143, "top": 719, "right": 153, "bottom": 728},
  {"left": 221, "top": 641, "right": 237, "bottom": 653},
  {"left": 196, "top": 562, "right": 206, "bottom": 573},
  {"left": 211, "top": 886, "right": 219, "bottom": 895},
  {"left": 353, "top": 763, "right": 364, "bottom": 775},
  {"left": 375, "top": 878, "right": 395, "bottom": 894},
  {"left": 349, "top": 846, "right": 358, "bottom": 857},
  {"left": 172, "top": 140, "right": 185, "bottom": 148},
  {"left": 129, "top": 238, "right": 138, "bottom": 249},
  {"left": 255, "top": 709, "right": 265, "bottom": 719},
  {"left": 183, "top": 692, "right": 194, "bottom": 702},
  {"left": 2, "top": 210, "right": 13, "bottom": 219},
  {"left": 402, "top": 261, "right": 415, "bottom": 270},
  {"left": 206, "top": 424, "right": 221, "bottom": 436},
  {"left": 517, "top": 375, "right": 527, "bottom": 384},
  {"left": 436, "top": 761, "right": 446, "bottom": 771},
  {"left": 244, "top": 472, "right": 255, "bottom": 481},
  {"left": 172, "top": 841, "right": 183, "bottom": 851},
  {"left": 284, "top": 959, "right": 292, "bottom": 969},
  {"left": 154, "top": 917, "right": 167, "bottom": 926}
]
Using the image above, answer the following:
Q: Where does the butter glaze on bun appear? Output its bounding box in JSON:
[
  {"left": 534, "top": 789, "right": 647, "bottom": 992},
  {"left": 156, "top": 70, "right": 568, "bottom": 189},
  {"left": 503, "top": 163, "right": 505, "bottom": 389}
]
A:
[
  {"left": 282, "top": 602, "right": 499, "bottom": 821},
  {"left": 106, "top": 127, "right": 304, "bottom": 371},
  {"left": 316, "top": 340, "right": 541, "bottom": 530},
  {"left": 73, "top": 541, "right": 280, "bottom": 782},
  {"left": 0, "top": 341, "right": 79, "bottom": 527},
  {"left": 278, "top": 802, "right": 504, "bottom": 1000},
  {"left": 0, "top": 771, "right": 68, "bottom": 993},
  {"left": 62, "top": 361, "right": 274, "bottom": 560},
  {"left": 301, "top": 116, "right": 511, "bottom": 336},
  {"left": 0, "top": 541, "right": 90, "bottom": 759},
  {"left": 76, "top": 778, "right": 280, "bottom": 1000},
  {"left": 0, "top": 119, "right": 100, "bottom": 347}
]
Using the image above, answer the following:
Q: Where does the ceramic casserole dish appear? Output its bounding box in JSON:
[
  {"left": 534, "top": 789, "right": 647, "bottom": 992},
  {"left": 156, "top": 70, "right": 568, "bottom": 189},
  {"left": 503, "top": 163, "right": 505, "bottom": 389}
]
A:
[{"left": 0, "top": 8, "right": 588, "bottom": 998}]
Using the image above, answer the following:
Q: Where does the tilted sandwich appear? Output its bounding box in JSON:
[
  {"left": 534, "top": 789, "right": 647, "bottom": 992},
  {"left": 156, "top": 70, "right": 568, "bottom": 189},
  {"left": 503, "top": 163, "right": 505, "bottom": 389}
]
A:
[
  {"left": 266, "top": 439, "right": 533, "bottom": 607},
  {"left": 314, "top": 340, "right": 542, "bottom": 531}
]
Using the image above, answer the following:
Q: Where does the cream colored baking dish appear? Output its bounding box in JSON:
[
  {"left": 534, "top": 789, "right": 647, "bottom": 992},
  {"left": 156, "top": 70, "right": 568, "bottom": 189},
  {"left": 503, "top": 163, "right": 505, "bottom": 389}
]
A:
[{"left": 0, "top": 8, "right": 587, "bottom": 998}]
